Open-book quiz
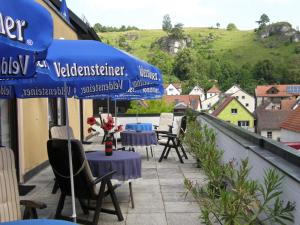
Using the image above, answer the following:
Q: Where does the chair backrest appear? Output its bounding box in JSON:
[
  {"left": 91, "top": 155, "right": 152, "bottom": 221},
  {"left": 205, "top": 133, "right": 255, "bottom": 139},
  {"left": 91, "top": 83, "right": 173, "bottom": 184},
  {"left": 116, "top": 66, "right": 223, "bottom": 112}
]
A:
[
  {"left": 50, "top": 126, "right": 75, "bottom": 139},
  {"left": 0, "top": 147, "right": 21, "bottom": 222},
  {"left": 157, "top": 113, "right": 174, "bottom": 131},
  {"left": 176, "top": 116, "right": 187, "bottom": 138},
  {"left": 47, "top": 139, "right": 96, "bottom": 198}
]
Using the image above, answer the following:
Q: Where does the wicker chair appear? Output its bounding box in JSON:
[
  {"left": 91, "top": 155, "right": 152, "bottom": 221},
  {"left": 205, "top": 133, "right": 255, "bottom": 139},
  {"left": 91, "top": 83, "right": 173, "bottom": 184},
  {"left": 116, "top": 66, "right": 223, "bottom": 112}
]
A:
[{"left": 0, "top": 147, "right": 46, "bottom": 222}]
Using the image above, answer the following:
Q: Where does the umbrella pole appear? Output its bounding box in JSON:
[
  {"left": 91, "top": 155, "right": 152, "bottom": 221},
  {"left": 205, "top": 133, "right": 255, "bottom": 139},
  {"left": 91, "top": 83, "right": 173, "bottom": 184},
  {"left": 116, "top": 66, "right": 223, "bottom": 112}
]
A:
[
  {"left": 114, "top": 99, "right": 117, "bottom": 148},
  {"left": 64, "top": 82, "right": 77, "bottom": 222}
]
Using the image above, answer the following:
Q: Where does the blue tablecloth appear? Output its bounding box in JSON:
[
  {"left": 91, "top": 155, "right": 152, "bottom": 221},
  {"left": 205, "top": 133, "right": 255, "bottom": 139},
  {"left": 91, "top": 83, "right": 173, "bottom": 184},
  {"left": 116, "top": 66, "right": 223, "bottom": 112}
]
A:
[
  {"left": 86, "top": 151, "right": 142, "bottom": 181},
  {"left": 120, "top": 131, "right": 157, "bottom": 146},
  {"left": 125, "top": 123, "right": 152, "bottom": 131},
  {"left": 1, "top": 219, "right": 76, "bottom": 225}
]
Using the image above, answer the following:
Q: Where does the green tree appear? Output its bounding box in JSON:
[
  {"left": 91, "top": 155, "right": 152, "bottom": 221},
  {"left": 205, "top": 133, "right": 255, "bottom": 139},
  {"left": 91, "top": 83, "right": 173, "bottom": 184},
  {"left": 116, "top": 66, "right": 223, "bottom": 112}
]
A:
[
  {"left": 170, "top": 23, "right": 185, "bottom": 39},
  {"left": 173, "top": 48, "right": 197, "bottom": 80},
  {"left": 253, "top": 59, "right": 276, "bottom": 84},
  {"left": 162, "top": 14, "right": 172, "bottom": 34},
  {"left": 256, "top": 13, "right": 270, "bottom": 29},
  {"left": 148, "top": 50, "right": 174, "bottom": 82},
  {"left": 227, "top": 23, "right": 237, "bottom": 31},
  {"left": 216, "top": 22, "right": 220, "bottom": 29}
]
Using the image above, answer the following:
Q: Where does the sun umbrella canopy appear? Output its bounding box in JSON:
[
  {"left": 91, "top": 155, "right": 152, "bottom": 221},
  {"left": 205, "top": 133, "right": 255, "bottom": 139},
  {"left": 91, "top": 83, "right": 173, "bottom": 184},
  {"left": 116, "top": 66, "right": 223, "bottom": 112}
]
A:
[
  {"left": 0, "top": 0, "right": 53, "bottom": 79},
  {"left": 45, "top": 40, "right": 162, "bottom": 86}
]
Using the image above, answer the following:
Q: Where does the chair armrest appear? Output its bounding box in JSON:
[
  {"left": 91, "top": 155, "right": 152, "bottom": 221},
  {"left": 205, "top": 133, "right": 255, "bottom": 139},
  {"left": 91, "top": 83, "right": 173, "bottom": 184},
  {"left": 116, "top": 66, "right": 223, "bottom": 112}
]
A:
[
  {"left": 160, "top": 133, "right": 177, "bottom": 138},
  {"left": 82, "top": 141, "right": 93, "bottom": 145},
  {"left": 153, "top": 125, "right": 159, "bottom": 129},
  {"left": 155, "top": 130, "right": 169, "bottom": 134},
  {"left": 93, "top": 170, "right": 116, "bottom": 185},
  {"left": 20, "top": 200, "right": 47, "bottom": 209}
]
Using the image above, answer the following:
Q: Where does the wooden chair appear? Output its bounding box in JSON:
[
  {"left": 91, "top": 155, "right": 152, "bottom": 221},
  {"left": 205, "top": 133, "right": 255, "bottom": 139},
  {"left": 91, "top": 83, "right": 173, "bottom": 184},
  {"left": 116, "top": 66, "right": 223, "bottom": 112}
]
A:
[
  {"left": 47, "top": 139, "right": 123, "bottom": 225},
  {"left": 154, "top": 113, "right": 174, "bottom": 139},
  {"left": 158, "top": 116, "right": 188, "bottom": 163},
  {"left": 0, "top": 147, "right": 46, "bottom": 222}
]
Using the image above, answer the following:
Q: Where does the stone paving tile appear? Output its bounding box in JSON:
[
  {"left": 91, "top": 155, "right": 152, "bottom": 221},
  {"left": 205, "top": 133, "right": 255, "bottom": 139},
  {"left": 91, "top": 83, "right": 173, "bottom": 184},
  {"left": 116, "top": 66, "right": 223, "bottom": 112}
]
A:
[
  {"left": 20, "top": 145, "right": 204, "bottom": 224},
  {"left": 166, "top": 213, "right": 203, "bottom": 225},
  {"left": 126, "top": 213, "right": 168, "bottom": 225},
  {"left": 165, "top": 202, "right": 201, "bottom": 213}
]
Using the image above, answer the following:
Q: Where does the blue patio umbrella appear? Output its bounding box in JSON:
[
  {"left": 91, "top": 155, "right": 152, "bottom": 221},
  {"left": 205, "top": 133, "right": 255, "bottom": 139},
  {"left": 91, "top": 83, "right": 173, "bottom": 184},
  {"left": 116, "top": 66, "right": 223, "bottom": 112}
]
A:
[
  {"left": 0, "top": 0, "right": 53, "bottom": 79},
  {"left": 44, "top": 40, "right": 162, "bottom": 86}
]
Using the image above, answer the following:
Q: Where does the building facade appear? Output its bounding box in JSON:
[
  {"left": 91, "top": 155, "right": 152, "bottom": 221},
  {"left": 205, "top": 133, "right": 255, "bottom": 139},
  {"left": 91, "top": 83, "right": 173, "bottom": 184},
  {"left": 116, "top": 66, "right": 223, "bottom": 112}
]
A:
[
  {"left": 0, "top": 0, "right": 98, "bottom": 182},
  {"left": 189, "top": 86, "right": 205, "bottom": 101},
  {"left": 164, "top": 84, "right": 182, "bottom": 95},
  {"left": 231, "top": 89, "right": 255, "bottom": 113}
]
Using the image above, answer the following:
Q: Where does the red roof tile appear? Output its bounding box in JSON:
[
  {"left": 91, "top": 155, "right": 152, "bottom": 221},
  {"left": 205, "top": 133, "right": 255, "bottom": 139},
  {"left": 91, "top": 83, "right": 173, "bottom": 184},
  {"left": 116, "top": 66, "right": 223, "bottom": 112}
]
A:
[
  {"left": 280, "top": 106, "right": 300, "bottom": 132},
  {"left": 255, "top": 84, "right": 300, "bottom": 97},
  {"left": 207, "top": 85, "right": 221, "bottom": 93},
  {"left": 281, "top": 99, "right": 296, "bottom": 110},
  {"left": 163, "top": 95, "right": 200, "bottom": 110},
  {"left": 212, "top": 96, "right": 235, "bottom": 117}
]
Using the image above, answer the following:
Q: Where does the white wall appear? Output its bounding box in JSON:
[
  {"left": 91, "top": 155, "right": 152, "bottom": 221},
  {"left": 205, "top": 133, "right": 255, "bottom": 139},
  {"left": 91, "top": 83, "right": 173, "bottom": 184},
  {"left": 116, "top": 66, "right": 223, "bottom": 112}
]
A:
[
  {"left": 281, "top": 129, "right": 300, "bottom": 142},
  {"left": 202, "top": 95, "right": 220, "bottom": 111},
  {"left": 165, "top": 84, "right": 181, "bottom": 95},
  {"left": 225, "top": 85, "right": 240, "bottom": 95},
  {"left": 261, "top": 129, "right": 281, "bottom": 141},
  {"left": 200, "top": 117, "right": 300, "bottom": 225},
  {"left": 231, "top": 90, "right": 255, "bottom": 113},
  {"left": 189, "top": 87, "right": 205, "bottom": 101},
  {"left": 207, "top": 92, "right": 218, "bottom": 98}
]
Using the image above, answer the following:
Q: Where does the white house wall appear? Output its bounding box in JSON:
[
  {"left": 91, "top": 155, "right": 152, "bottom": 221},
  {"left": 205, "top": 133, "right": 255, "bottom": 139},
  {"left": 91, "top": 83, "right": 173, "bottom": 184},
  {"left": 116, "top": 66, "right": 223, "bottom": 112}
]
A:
[
  {"left": 281, "top": 129, "right": 300, "bottom": 142},
  {"left": 231, "top": 90, "right": 255, "bottom": 113},
  {"left": 261, "top": 129, "right": 281, "bottom": 141},
  {"left": 202, "top": 95, "right": 220, "bottom": 110},
  {"left": 225, "top": 85, "right": 241, "bottom": 95}
]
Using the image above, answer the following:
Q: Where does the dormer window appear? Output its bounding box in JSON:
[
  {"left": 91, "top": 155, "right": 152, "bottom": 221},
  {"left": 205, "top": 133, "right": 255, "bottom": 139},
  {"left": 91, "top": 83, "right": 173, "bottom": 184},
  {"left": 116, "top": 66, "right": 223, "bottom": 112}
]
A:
[{"left": 266, "top": 87, "right": 279, "bottom": 94}]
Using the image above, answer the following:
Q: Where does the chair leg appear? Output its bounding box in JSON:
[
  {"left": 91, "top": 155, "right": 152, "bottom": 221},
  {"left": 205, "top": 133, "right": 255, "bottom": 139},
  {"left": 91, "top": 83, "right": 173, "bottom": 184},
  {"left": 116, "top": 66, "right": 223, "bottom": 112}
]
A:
[
  {"left": 107, "top": 180, "right": 124, "bottom": 221},
  {"left": 150, "top": 146, "right": 153, "bottom": 158},
  {"left": 146, "top": 147, "right": 149, "bottom": 161},
  {"left": 158, "top": 145, "right": 168, "bottom": 162},
  {"left": 93, "top": 181, "right": 107, "bottom": 225},
  {"left": 174, "top": 144, "right": 184, "bottom": 163},
  {"left": 164, "top": 147, "right": 171, "bottom": 159},
  {"left": 129, "top": 182, "right": 134, "bottom": 208},
  {"left": 52, "top": 180, "right": 59, "bottom": 194},
  {"left": 79, "top": 198, "right": 89, "bottom": 215},
  {"left": 55, "top": 193, "right": 66, "bottom": 219},
  {"left": 180, "top": 144, "right": 188, "bottom": 159}
]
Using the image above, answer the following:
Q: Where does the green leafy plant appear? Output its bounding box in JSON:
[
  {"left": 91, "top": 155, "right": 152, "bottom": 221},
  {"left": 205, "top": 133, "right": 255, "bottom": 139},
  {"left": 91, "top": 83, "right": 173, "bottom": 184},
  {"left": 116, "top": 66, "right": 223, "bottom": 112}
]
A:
[
  {"left": 184, "top": 119, "right": 295, "bottom": 225},
  {"left": 126, "top": 99, "right": 174, "bottom": 114}
]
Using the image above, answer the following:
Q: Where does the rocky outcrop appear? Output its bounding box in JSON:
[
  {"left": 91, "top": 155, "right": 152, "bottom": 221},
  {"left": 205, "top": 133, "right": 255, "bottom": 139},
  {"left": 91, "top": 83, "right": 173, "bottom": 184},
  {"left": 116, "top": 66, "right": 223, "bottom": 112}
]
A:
[
  {"left": 124, "top": 32, "right": 139, "bottom": 41},
  {"left": 155, "top": 36, "right": 192, "bottom": 54},
  {"left": 257, "top": 22, "right": 300, "bottom": 43}
]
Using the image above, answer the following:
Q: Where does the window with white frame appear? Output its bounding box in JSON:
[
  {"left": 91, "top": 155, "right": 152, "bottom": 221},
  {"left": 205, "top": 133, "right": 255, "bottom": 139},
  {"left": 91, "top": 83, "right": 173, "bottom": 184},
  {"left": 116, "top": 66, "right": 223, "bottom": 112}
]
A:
[{"left": 238, "top": 120, "right": 250, "bottom": 128}]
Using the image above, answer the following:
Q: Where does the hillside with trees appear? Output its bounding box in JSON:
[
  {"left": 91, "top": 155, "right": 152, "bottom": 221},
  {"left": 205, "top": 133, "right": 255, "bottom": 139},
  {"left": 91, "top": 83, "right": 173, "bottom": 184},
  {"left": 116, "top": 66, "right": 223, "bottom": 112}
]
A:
[{"left": 95, "top": 14, "right": 300, "bottom": 94}]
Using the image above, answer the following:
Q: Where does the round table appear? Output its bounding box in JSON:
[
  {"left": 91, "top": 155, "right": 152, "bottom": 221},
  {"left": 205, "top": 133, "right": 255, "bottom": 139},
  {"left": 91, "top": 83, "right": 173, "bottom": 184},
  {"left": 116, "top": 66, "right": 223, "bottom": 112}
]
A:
[
  {"left": 86, "top": 151, "right": 141, "bottom": 181},
  {"left": 120, "top": 130, "right": 157, "bottom": 146},
  {"left": 1, "top": 219, "right": 76, "bottom": 225},
  {"left": 86, "top": 151, "right": 142, "bottom": 208},
  {"left": 125, "top": 123, "right": 152, "bottom": 131}
]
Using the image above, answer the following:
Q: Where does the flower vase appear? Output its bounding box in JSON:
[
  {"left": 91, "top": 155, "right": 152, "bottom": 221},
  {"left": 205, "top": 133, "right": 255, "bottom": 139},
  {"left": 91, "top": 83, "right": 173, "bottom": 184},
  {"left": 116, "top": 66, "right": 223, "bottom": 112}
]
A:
[{"left": 105, "top": 134, "right": 113, "bottom": 156}]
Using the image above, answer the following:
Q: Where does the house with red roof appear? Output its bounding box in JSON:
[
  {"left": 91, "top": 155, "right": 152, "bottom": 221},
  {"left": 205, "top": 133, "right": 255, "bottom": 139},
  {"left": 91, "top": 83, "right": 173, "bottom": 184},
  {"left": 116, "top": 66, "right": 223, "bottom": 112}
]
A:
[
  {"left": 280, "top": 104, "right": 300, "bottom": 144},
  {"left": 255, "top": 84, "right": 300, "bottom": 107},
  {"left": 207, "top": 85, "right": 221, "bottom": 98},
  {"left": 163, "top": 95, "right": 201, "bottom": 111}
]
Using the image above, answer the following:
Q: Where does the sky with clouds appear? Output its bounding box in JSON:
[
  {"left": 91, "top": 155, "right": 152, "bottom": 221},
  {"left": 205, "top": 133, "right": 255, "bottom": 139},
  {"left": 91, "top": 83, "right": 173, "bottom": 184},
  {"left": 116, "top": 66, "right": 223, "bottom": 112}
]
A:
[{"left": 67, "top": 0, "right": 299, "bottom": 30}]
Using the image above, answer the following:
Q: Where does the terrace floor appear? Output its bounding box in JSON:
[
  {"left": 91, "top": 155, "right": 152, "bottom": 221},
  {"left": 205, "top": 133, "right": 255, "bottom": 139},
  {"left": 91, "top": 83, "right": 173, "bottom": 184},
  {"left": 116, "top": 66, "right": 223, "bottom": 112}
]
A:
[{"left": 20, "top": 144, "right": 206, "bottom": 225}]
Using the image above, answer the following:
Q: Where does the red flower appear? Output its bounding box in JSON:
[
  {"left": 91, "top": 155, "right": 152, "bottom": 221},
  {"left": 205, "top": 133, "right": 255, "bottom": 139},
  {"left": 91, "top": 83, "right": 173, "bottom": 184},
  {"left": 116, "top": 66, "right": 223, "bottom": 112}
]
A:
[
  {"left": 116, "top": 125, "right": 123, "bottom": 132},
  {"left": 87, "top": 117, "right": 96, "bottom": 125}
]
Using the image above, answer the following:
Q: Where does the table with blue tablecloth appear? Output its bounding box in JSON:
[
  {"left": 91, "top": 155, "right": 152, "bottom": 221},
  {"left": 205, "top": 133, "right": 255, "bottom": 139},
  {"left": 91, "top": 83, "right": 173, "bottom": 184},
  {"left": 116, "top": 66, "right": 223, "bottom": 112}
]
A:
[
  {"left": 120, "top": 130, "right": 157, "bottom": 160},
  {"left": 1, "top": 219, "right": 76, "bottom": 225},
  {"left": 125, "top": 123, "right": 152, "bottom": 131},
  {"left": 86, "top": 151, "right": 142, "bottom": 208}
]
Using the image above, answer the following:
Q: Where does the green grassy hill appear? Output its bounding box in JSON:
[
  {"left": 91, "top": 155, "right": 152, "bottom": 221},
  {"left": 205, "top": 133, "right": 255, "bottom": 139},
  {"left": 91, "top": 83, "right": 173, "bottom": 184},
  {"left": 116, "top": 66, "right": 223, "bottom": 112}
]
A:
[{"left": 100, "top": 27, "right": 300, "bottom": 66}]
